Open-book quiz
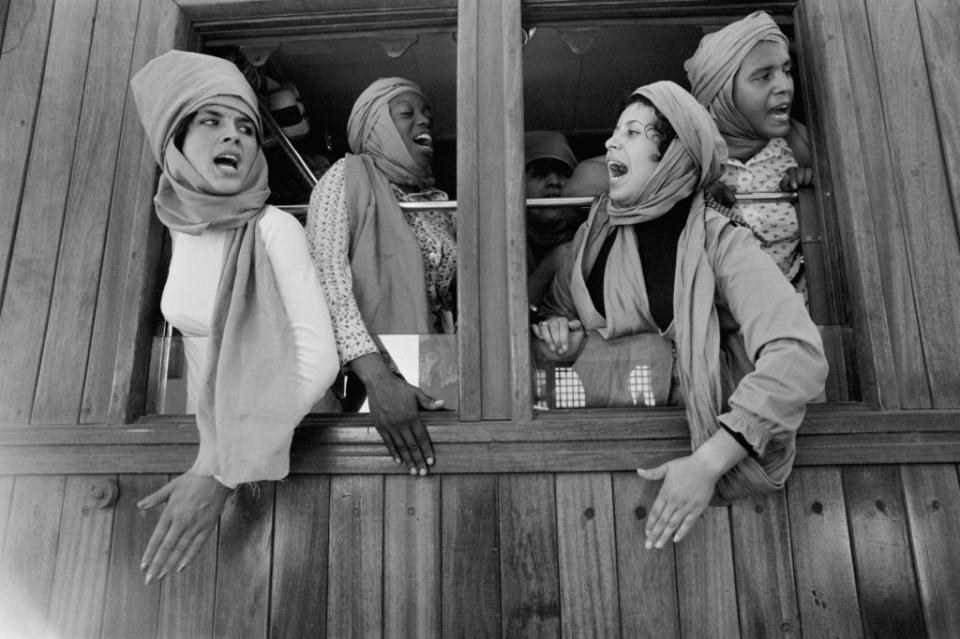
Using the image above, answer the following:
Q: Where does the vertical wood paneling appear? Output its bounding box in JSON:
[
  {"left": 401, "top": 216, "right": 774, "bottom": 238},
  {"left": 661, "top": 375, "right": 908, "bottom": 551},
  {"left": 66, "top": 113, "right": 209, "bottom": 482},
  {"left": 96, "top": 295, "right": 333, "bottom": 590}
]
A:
[
  {"left": 901, "top": 464, "right": 960, "bottom": 637},
  {"left": 556, "top": 473, "right": 619, "bottom": 639},
  {"left": 794, "top": 0, "right": 902, "bottom": 408},
  {"left": 843, "top": 465, "right": 926, "bottom": 638},
  {"left": 0, "top": 476, "right": 14, "bottom": 560},
  {"left": 384, "top": 475, "right": 441, "bottom": 639},
  {"left": 0, "top": 476, "right": 65, "bottom": 638},
  {"left": 612, "top": 473, "right": 680, "bottom": 638},
  {"left": 674, "top": 507, "right": 739, "bottom": 639},
  {"left": 81, "top": 0, "right": 177, "bottom": 424},
  {"left": 270, "top": 475, "right": 331, "bottom": 639},
  {"left": 730, "top": 491, "right": 800, "bottom": 638},
  {"left": 212, "top": 483, "right": 274, "bottom": 639},
  {"left": 455, "top": 0, "right": 481, "bottom": 420},
  {"left": 0, "top": 0, "right": 94, "bottom": 424},
  {"left": 0, "top": 0, "right": 54, "bottom": 306},
  {"left": 44, "top": 475, "right": 116, "bottom": 639},
  {"left": 786, "top": 467, "right": 863, "bottom": 638},
  {"left": 327, "top": 475, "right": 384, "bottom": 639},
  {"left": 157, "top": 473, "right": 218, "bottom": 639},
  {"left": 31, "top": 0, "right": 143, "bottom": 423},
  {"left": 498, "top": 473, "right": 560, "bottom": 639},
  {"left": 100, "top": 474, "right": 166, "bottom": 639},
  {"left": 441, "top": 474, "right": 500, "bottom": 638},
  {"left": 916, "top": 0, "right": 960, "bottom": 233},
  {"left": 864, "top": 0, "right": 960, "bottom": 408}
]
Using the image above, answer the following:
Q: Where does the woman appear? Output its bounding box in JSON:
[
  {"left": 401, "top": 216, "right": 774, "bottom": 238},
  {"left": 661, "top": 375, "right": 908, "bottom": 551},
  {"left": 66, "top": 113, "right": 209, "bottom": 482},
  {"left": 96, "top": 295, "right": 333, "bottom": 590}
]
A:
[
  {"left": 130, "top": 50, "right": 339, "bottom": 582},
  {"left": 533, "top": 81, "right": 827, "bottom": 549},
  {"left": 306, "top": 77, "right": 454, "bottom": 476}
]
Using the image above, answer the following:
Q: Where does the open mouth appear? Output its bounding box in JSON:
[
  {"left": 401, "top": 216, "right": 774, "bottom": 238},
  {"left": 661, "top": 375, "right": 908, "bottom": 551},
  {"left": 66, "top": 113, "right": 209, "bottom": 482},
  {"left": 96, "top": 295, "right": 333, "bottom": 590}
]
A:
[
  {"left": 608, "top": 160, "right": 628, "bottom": 181},
  {"left": 213, "top": 153, "right": 240, "bottom": 172},
  {"left": 413, "top": 133, "right": 433, "bottom": 149},
  {"left": 769, "top": 103, "right": 791, "bottom": 118}
]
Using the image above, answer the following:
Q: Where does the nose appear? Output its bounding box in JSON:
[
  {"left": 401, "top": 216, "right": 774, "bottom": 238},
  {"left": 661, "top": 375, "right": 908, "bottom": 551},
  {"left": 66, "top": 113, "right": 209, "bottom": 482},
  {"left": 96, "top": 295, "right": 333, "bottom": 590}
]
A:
[
  {"left": 545, "top": 171, "right": 564, "bottom": 187},
  {"left": 221, "top": 122, "right": 241, "bottom": 143},
  {"left": 773, "top": 70, "right": 793, "bottom": 95},
  {"left": 605, "top": 133, "right": 618, "bottom": 151}
]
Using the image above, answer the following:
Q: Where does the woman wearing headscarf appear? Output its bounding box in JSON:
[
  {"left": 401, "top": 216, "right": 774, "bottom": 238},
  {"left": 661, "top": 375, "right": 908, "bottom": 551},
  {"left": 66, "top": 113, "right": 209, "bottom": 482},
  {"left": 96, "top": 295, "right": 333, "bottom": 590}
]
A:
[
  {"left": 533, "top": 81, "right": 827, "bottom": 548},
  {"left": 685, "top": 10, "right": 812, "bottom": 295},
  {"left": 306, "top": 77, "right": 454, "bottom": 476},
  {"left": 130, "top": 50, "right": 339, "bottom": 582}
]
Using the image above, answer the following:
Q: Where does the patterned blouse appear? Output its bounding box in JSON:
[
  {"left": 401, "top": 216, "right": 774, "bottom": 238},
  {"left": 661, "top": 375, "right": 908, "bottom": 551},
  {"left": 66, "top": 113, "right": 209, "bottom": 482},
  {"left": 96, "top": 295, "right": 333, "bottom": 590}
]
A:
[
  {"left": 305, "top": 158, "right": 457, "bottom": 364},
  {"left": 718, "top": 137, "right": 806, "bottom": 297}
]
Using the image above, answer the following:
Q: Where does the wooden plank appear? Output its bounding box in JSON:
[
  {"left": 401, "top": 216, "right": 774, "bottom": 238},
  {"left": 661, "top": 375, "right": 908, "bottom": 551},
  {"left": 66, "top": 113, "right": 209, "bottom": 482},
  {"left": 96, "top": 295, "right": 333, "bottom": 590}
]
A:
[
  {"left": 212, "top": 482, "right": 274, "bottom": 639},
  {"left": 864, "top": 0, "right": 960, "bottom": 408},
  {"left": 555, "top": 473, "right": 620, "bottom": 638},
  {"left": 498, "top": 473, "right": 561, "bottom": 639},
  {"left": 327, "top": 475, "right": 384, "bottom": 638},
  {"left": 901, "top": 464, "right": 960, "bottom": 637},
  {"left": 270, "top": 475, "right": 331, "bottom": 638},
  {"left": 0, "top": 0, "right": 54, "bottom": 305},
  {"left": 441, "top": 474, "right": 500, "bottom": 638},
  {"left": 674, "top": 507, "right": 739, "bottom": 639},
  {"left": 455, "top": 0, "right": 481, "bottom": 420},
  {"left": 842, "top": 465, "right": 926, "bottom": 637},
  {"left": 794, "top": 0, "right": 902, "bottom": 408},
  {"left": 0, "top": 475, "right": 65, "bottom": 637},
  {"left": 383, "top": 475, "right": 441, "bottom": 639},
  {"left": 612, "top": 472, "right": 680, "bottom": 638},
  {"left": 0, "top": 475, "right": 14, "bottom": 562},
  {"left": 44, "top": 475, "right": 116, "bottom": 639},
  {"left": 916, "top": 0, "right": 960, "bottom": 235},
  {"left": 157, "top": 479, "right": 217, "bottom": 639},
  {"left": 101, "top": 474, "right": 166, "bottom": 639},
  {"left": 81, "top": 0, "right": 174, "bottom": 423},
  {"left": 30, "top": 0, "right": 143, "bottom": 423},
  {"left": 0, "top": 0, "right": 95, "bottom": 424},
  {"left": 786, "top": 467, "right": 863, "bottom": 638},
  {"left": 730, "top": 491, "right": 800, "bottom": 638}
]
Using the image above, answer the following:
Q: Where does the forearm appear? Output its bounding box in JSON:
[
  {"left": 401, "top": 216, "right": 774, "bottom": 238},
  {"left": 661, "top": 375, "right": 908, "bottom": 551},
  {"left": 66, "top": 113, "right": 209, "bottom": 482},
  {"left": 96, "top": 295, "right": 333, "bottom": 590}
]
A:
[{"left": 691, "top": 427, "right": 750, "bottom": 480}]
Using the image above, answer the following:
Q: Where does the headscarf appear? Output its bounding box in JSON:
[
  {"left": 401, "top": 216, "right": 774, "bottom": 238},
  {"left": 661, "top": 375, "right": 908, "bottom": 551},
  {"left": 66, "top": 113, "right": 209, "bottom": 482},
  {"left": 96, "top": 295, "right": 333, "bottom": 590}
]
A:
[
  {"left": 684, "top": 11, "right": 806, "bottom": 160},
  {"left": 572, "top": 81, "right": 781, "bottom": 500},
  {"left": 346, "top": 77, "right": 434, "bottom": 188},
  {"left": 524, "top": 131, "right": 577, "bottom": 173},
  {"left": 131, "top": 50, "right": 301, "bottom": 486}
]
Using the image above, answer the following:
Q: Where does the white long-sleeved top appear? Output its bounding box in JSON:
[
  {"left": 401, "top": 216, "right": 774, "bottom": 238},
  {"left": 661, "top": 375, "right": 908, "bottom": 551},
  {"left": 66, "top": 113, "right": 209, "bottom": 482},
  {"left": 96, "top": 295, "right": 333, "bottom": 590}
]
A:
[{"left": 161, "top": 205, "right": 338, "bottom": 485}]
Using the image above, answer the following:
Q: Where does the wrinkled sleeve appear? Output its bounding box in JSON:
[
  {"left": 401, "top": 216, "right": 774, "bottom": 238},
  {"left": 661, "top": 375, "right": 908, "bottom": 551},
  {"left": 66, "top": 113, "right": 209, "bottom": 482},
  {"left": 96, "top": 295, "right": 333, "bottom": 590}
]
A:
[
  {"left": 712, "top": 221, "right": 828, "bottom": 456},
  {"left": 305, "top": 159, "right": 379, "bottom": 365}
]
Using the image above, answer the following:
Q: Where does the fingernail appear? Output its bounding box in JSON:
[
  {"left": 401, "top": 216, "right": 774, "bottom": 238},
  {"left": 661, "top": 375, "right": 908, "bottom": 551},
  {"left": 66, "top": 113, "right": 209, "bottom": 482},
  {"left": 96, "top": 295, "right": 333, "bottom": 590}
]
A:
[
  {"left": 644, "top": 541, "right": 652, "bottom": 550},
  {"left": 394, "top": 458, "right": 402, "bottom": 465},
  {"left": 409, "top": 467, "right": 417, "bottom": 476},
  {"left": 655, "top": 541, "right": 663, "bottom": 549},
  {"left": 427, "top": 457, "right": 434, "bottom": 466},
  {"left": 177, "top": 563, "right": 186, "bottom": 573},
  {"left": 434, "top": 400, "right": 444, "bottom": 408},
  {"left": 419, "top": 467, "right": 427, "bottom": 476},
  {"left": 140, "top": 561, "right": 147, "bottom": 571},
  {"left": 673, "top": 535, "right": 680, "bottom": 543},
  {"left": 158, "top": 571, "right": 166, "bottom": 581},
  {"left": 145, "top": 574, "right": 154, "bottom": 585}
]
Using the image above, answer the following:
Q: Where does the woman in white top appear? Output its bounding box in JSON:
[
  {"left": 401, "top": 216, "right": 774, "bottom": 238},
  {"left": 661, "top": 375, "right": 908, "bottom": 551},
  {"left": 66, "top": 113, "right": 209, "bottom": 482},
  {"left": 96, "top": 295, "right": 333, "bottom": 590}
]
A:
[{"left": 130, "top": 50, "right": 338, "bottom": 583}]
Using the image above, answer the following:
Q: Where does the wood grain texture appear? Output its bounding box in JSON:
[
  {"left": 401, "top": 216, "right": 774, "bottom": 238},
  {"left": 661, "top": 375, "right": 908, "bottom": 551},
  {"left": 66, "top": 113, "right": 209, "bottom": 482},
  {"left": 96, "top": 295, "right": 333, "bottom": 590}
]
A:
[
  {"left": 674, "top": 506, "right": 739, "bottom": 639},
  {"left": 0, "top": 0, "right": 54, "bottom": 305},
  {"left": 270, "top": 475, "right": 331, "bottom": 638},
  {"left": 916, "top": 0, "right": 960, "bottom": 238},
  {"left": 0, "top": 475, "right": 14, "bottom": 561},
  {"left": 794, "top": 0, "right": 901, "bottom": 408},
  {"left": 612, "top": 472, "right": 680, "bottom": 639},
  {"left": 498, "top": 473, "right": 561, "bottom": 639},
  {"left": 327, "top": 475, "right": 384, "bottom": 638},
  {"left": 100, "top": 474, "right": 166, "bottom": 639},
  {"left": 455, "top": 0, "right": 481, "bottom": 420},
  {"left": 0, "top": 475, "right": 65, "bottom": 637},
  {"left": 31, "top": 0, "right": 143, "bottom": 423},
  {"left": 44, "top": 475, "right": 116, "bottom": 639},
  {"left": 555, "top": 473, "right": 620, "bottom": 639},
  {"left": 843, "top": 465, "right": 926, "bottom": 638},
  {"left": 730, "top": 491, "right": 800, "bottom": 638},
  {"left": 441, "top": 474, "right": 501, "bottom": 638},
  {"left": 213, "top": 482, "right": 275, "bottom": 639},
  {"left": 863, "top": 0, "right": 960, "bottom": 408},
  {"left": 900, "top": 464, "right": 960, "bottom": 637},
  {"left": 383, "top": 474, "right": 441, "bottom": 639},
  {"left": 0, "top": 0, "right": 96, "bottom": 424},
  {"left": 786, "top": 467, "right": 863, "bottom": 639}
]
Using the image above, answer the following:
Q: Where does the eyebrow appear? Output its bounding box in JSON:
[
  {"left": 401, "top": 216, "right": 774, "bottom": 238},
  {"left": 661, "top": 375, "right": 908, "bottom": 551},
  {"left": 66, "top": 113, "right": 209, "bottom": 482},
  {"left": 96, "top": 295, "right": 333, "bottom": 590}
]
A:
[{"left": 197, "top": 108, "right": 254, "bottom": 126}]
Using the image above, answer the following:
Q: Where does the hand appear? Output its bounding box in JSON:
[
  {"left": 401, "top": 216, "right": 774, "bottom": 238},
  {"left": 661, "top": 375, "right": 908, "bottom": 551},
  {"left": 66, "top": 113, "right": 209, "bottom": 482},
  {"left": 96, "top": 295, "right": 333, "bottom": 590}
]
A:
[
  {"left": 351, "top": 352, "right": 440, "bottom": 476},
  {"left": 636, "top": 456, "right": 719, "bottom": 549},
  {"left": 704, "top": 179, "right": 737, "bottom": 207},
  {"left": 779, "top": 166, "right": 815, "bottom": 191},
  {"left": 139, "top": 472, "right": 232, "bottom": 583},
  {"left": 531, "top": 316, "right": 583, "bottom": 357}
]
